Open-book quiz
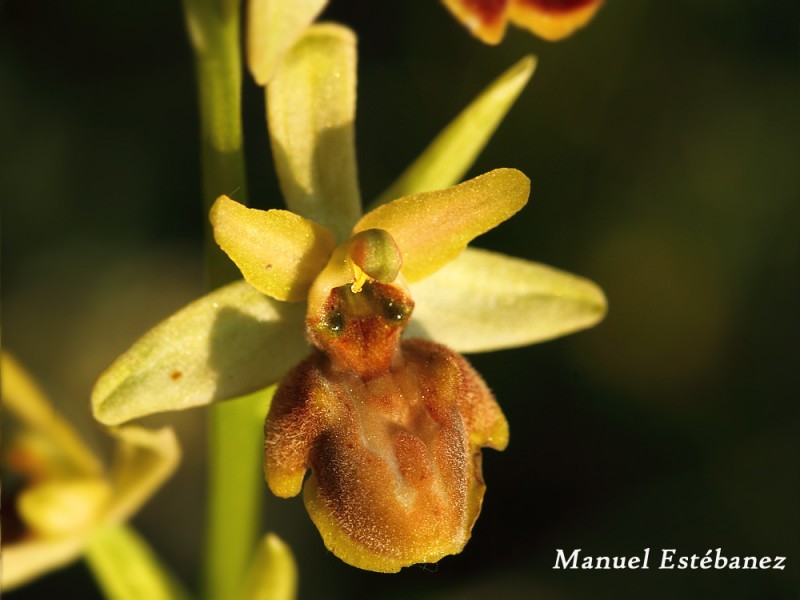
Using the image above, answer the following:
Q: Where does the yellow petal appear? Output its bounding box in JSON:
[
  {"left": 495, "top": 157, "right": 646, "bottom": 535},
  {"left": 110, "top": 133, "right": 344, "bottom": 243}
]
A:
[
  {"left": 247, "top": 0, "right": 328, "bottom": 85},
  {"left": 1, "top": 352, "right": 102, "bottom": 477},
  {"left": 442, "top": 0, "right": 509, "bottom": 45},
  {"left": 267, "top": 24, "right": 362, "bottom": 241},
  {"left": 355, "top": 169, "right": 529, "bottom": 283},
  {"left": 92, "top": 280, "right": 307, "bottom": 426},
  {"left": 1, "top": 535, "right": 88, "bottom": 590},
  {"left": 375, "top": 56, "right": 536, "bottom": 207},
  {"left": 242, "top": 533, "right": 298, "bottom": 600},
  {"left": 508, "top": 0, "right": 603, "bottom": 42},
  {"left": 407, "top": 247, "right": 607, "bottom": 351},
  {"left": 211, "top": 195, "right": 336, "bottom": 301},
  {"left": 17, "top": 478, "right": 111, "bottom": 538},
  {"left": 103, "top": 426, "right": 180, "bottom": 527}
]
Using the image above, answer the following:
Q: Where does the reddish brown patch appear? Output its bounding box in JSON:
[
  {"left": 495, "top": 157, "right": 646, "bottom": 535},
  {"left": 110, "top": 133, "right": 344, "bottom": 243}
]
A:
[
  {"left": 5, "top": 446, "right": 50, "bottom": 481},
  {"left": 515, "top": 0, "right": 599, "bottom": 13},
  {"left": 170, "top": 370, "right": 183, "bottom": 381},
  {"left": 463, "top": 0, "right": 508, "bottom": 23},
  {"left": 265, "top": 263, "right": 273, "bottom": 271},
  {"left": 306, "top": 282, "right": 413, "bottom": 380}
]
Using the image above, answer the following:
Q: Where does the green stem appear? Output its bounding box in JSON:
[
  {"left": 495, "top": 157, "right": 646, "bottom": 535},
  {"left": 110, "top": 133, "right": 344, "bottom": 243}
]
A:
[
  {"left": 183, "top": 1, "right": 264, "bottom": 598},
  {"left": 185, "top": 0, "right": 250, "bottom": 285},
  {"left": 85, "top": 524, "right": 191, "bottom": 600},
  {"left": 205, "top": 393, "right": 266, "bottom": 600}
]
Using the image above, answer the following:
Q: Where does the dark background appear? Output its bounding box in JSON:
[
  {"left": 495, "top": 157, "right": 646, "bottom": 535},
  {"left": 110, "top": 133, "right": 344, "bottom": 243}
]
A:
[{"left": 2, "top": 1, "right": 797, "bottom": 598}]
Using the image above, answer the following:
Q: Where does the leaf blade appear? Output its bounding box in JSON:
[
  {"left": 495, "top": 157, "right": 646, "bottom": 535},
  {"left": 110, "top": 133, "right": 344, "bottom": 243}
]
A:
[{"left": 85, "top": 525, "right": 191, "bottom": 600}]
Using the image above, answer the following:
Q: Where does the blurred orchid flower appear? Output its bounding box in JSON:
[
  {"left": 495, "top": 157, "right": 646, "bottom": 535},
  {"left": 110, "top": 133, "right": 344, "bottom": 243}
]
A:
[
  {"left": 1, "top": 352, "right": 180, "bottom": 592},
  {"left": 443, "top": 0, "right": 603, "bottom": 44},
  {"left": 92, "top": 24, "right": 605, "bottom": 571}
]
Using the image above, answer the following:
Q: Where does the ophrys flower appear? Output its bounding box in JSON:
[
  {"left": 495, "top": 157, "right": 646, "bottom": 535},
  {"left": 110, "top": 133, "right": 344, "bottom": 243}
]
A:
[
  {"left": 92, "top": 24, "right": 606, "bottom": 572},
  {"left": 210, "top": 166, "right": 527, "bottom": 571}
]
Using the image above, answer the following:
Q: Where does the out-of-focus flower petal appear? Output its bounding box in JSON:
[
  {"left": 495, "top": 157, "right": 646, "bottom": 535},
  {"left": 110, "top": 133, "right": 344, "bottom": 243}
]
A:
[
  {"left": 211, "top": 195, "right": 336, "bottom": 301},
  {"left": 242, "top": 533, "right": 298, "bottom": 600},
  {"left": 355, "top": 169, "right": 529, "bottom": 283},
  {"left": 442, "top": 0, "right": 510, "bottom": 45},
  {"left": 2, "top": 535, "right": 89, "bottom": 590},
  {"left": 247, "top": 0, "right": 328, "bottom": 85},
  {"left": 103, "top": 426, "right": 180, "bottom": 526},
  {"left": 267, "top": 24, "right": 361, "bottom": 241},
  {"left": 2, "top": 353, "right": 102, "bottom": 477},
  {"left": 92, "top": 280, "right": 307, "bottom": 425},
  {"left": 508, "top": 0, "right": 603, "bottom": 42},
  {"left": 407, "top": 247, "right": 607, "bottom": 352},
  {"left": 375, "top": 56, "right": 536, "bottom": 207},
  {"left": 17, "top": 479, "right": 111, "bottom": 537}
]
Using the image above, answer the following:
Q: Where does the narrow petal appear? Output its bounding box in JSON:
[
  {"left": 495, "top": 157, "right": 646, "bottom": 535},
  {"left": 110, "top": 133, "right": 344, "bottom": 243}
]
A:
[
  {"left": 267, "top": 24, "right": 361, "bottom": 241},
  {"left": 102, "top": 426, "right": 180, "bottom": 526},
  {"left": 2, "top": 352, "right": 102, "bottom": 477},
  {"left": 242, "top": 533, "right": 298, "bottom": 600},
  {"left": 92, "top": 280, "right": 308, "bottom": 425},
  {"left": 1, "top": 535, "right": 88, "bottom": 590},
  {"left": 247, "top": 0, "right": 328, "bottom": 85},
  {"left": 508, "top": 0, "right": 603, "bottom": 42},
  {"left": 355, "top": 169, "right": 529, "bottom": 283},
  {"left": 374, "top": 56, "right": 535, "bottom": 208},
  {"left": 442, "top": 0, "right": 510, "bottom": 45},
  {"left": 406, "top": 247, "right": 607, "bottom": 352},
  {"left": 210, "top": 195, "right": 336, "bottom": 302}
]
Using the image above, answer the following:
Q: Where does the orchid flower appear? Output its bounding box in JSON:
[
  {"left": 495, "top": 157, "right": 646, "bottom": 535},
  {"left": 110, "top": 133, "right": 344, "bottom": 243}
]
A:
[
  {"left": 92, "top": 24, "right": 605, "bottom": 572},
  {"left": 212, "top": 168, "right": 525, "bottom": 572},
  {"left": 1, "top": 352, "right": 181, "bottom": 594},
  {"left": 443, "top": 0, "right": 604, "bottom": 44}
]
